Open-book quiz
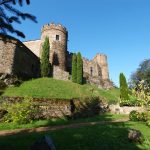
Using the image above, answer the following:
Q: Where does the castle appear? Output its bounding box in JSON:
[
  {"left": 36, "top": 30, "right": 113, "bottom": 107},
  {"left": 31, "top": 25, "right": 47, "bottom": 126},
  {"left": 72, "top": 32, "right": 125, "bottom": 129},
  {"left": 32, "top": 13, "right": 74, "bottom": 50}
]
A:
[{"left": 0, "top": 23, "right": 113, "bottom": 89}]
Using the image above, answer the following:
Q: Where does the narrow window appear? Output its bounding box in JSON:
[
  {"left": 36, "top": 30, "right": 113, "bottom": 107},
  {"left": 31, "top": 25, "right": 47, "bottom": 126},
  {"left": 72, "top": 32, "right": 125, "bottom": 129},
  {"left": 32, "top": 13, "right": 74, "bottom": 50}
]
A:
[
  {"left": 56, "top": 35, "right": 59, "bottom": 41},
  {"left": 90, "top": 67, "right": 93, "bottom": 76}
]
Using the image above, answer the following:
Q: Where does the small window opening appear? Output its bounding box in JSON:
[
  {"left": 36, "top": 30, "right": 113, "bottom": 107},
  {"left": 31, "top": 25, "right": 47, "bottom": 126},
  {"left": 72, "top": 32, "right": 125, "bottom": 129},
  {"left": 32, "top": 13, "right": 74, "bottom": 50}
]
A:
[
  {"left": 90, "top": 67, "right": 93, "bottom": 76},
  {"left": 56, "top": 35, "right": 59, "bottom": 41}
]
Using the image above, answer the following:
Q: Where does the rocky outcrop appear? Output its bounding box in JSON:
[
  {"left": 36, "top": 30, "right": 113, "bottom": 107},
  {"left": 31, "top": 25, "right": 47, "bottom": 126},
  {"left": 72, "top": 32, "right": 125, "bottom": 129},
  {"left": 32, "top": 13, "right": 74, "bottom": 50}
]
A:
[{"left": 128, "top": 129, "right": 144, "bottom": 143}]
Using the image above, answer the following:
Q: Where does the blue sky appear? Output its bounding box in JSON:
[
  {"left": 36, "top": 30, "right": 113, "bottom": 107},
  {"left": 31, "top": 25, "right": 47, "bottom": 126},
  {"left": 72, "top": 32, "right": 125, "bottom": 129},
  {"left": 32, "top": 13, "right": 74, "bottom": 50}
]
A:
[{"left": 13, "top": 0, "right": 150, "bottom": 86}]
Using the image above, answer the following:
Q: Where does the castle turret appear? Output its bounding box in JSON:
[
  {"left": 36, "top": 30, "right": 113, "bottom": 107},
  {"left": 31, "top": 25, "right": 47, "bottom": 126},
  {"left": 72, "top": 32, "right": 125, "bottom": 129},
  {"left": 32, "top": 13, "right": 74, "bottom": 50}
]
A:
[
  {"left": 93, "top": 54, "right": 109, "bottom": 80},
  {"left": 41, "top": 23, "right": 68, "bottom": 71}
]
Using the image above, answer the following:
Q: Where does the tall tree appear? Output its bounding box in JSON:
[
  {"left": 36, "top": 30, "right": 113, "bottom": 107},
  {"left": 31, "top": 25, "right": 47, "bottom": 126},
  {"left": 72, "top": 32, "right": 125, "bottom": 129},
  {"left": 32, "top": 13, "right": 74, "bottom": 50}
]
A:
[
  {"left": 0, "top": 0, "right": 37, "bottom": 38},
  {"left": 119, "top": 73, "right": 129, "bottom": 101},
  {"left": 77, "top": 52, "right": 83, "bottom": 84},
  {"left": 130, "top": 59, "right": 150, "bottom": 88},
  {"left": 41, "top": 37, "right": 50, "bottom": 77},
  {"left": 72, "top": 53, "right": 77, "bottom": 83}
]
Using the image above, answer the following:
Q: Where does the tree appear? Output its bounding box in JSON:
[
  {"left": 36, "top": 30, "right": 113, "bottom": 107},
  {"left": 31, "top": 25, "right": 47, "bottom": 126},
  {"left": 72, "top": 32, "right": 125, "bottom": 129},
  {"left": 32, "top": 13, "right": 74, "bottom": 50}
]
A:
[
  {"left": 0, "top": 0, "right": 37, "bottom": 38},
  {"left": 77, "top": 52, "right": 83, "bottom": 84},
  {"left": 130, "top": 59, "right": 150, "bottom": 88},
  {"left": 71, "top": 53, "right": 77, "bottom": 83},
  {"left": 119, "top": 73, "right": 129, "bottom": 101},
  {"left": 41, "top": 37, "right": 50, "bottom": 77}
]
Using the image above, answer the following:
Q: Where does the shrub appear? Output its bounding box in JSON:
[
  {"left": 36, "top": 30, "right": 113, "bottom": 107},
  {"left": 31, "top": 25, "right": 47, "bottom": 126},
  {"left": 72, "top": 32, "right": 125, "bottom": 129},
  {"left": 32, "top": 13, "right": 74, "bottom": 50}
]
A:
[
  {"left": 0, "top": 80, "right": 6, "bottom": 89},
  {"left": 120, "top": 95, "right": 141, "bottom": 107},
  {"left": 0, "top": 109, "right": 8, "bottom": 120},
  {"left": 147, "top": 120, "right": 150, "bottom": 127},
  {"left": 1, "top": 97, "right": 39, "bottom": 124},
  {"left": 129, "top": 110, "right": 140, "bottom": 121},
  {"left": 131, "top": 80, "right": 150, "bottom": 106},
  {"left": 145, "top": 113, "right": 150, "bottom": 127},
  {"left": 129, "top": 111, "right": 150, "bottom": 128},
  {"left": 71, "top": 96, "right": 108, "bottom": 119}
]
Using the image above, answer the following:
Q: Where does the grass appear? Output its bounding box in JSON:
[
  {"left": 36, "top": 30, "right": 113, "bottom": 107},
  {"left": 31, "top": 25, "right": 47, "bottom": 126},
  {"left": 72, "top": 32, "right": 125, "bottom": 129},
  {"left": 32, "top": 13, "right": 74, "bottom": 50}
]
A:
[
  {"left": 0, "top": 114, "right": 149, "bottom": 150},
  {"left": 0, "top": 113, "right": 127, "bottom": 131},
  {"left": 2, "top": 78, "right": 119, "bottom": 103}
]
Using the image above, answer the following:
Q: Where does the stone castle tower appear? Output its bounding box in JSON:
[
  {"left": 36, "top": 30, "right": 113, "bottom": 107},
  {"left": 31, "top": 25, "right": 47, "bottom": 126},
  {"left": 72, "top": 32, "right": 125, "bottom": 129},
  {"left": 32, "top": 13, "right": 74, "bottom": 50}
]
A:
[
  {"left": 93, "top": 54, "right": 109, "bottom": 80},
  {"left": 23, "top": 22, "right": 113, "bottom": 88},
  {"left": 41, "top": 23, "right": 68, "bottom": 71}
]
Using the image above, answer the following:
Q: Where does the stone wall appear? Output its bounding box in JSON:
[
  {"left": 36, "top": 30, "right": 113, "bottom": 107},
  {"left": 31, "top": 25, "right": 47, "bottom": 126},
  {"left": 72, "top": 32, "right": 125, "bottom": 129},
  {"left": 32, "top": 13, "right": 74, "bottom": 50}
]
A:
[
  {"left": 50, "top": 41, "right": 67, "bottom": 70},
  {"left": 52, "top": 66, "right": 69, "bottom": 81},
  {"left": 0, "top": 35, "right": 40, "bottom": 79},
  {"left": 83, "top": 57, "right": 102, "bottom": 77},
  {"left": 1, "top": 96, "right": 108, "bottom": 119},
  {"left": 93, "top": 54, "right": 109, "bottom": 80},
  {"left": 0, "top": 35, "right": 16, "bottom": 74},
  {"left": 109, "top": 104, "right": 145, "bottom": 114}
]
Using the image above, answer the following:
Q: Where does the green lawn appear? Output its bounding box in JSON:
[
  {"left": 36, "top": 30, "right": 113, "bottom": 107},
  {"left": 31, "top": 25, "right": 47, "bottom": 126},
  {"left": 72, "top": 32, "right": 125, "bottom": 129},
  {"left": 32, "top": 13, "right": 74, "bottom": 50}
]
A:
[
  {"left": 0, "top": 120, "right": 149, "bottom": 150},
  {"left": 0, "top": 113, "right": 127, "bottom": 131},
  {"left": 2, "top": 78, "right": 119, "bottom": 103}
]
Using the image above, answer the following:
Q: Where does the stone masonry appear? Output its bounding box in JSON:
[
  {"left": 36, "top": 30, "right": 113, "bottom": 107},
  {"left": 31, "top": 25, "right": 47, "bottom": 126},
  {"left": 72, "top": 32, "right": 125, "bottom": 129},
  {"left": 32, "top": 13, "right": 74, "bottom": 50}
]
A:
[{"left": 0, "top": 34, "right": 40, "bottom": 79}]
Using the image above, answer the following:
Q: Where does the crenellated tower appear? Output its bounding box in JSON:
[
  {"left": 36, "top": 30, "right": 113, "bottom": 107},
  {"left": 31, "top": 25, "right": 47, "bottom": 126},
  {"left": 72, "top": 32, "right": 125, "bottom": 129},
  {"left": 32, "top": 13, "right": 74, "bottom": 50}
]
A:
[{"left": 41, "top": 23, "right": 68, "bottom": 71}]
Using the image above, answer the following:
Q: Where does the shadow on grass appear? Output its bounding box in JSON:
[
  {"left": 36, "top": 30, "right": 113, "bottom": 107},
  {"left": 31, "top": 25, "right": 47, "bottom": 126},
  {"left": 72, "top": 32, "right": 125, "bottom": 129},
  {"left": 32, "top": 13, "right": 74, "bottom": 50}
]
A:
[
  {"left": 0, "top": 90, "right": 4, "bottom": 96},
  {"left": 0, "top": 113, "right": 144, "bottom": 150},
  {"left": 0, "top": 86, "right": 6, "bottom": 97}
]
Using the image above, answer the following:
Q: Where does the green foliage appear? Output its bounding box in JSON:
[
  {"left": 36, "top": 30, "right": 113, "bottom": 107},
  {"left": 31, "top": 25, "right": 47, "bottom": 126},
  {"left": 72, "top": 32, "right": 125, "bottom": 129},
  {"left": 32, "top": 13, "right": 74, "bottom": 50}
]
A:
[
  {"left": 71, "top": 53, "right": 77, "bottom": 83},
  {"left": 1, "top": 97, "right": 38, "bottom": 124},
  {"left": 119, "top": 73, "right": 129, "bottom": 105},
  {"left": 130, "top": 59, "right": 150, "bottom": 88},
  {"left": 71, "top": 97, "right": 107, "bottom": 119},
  {"left": 129, "top": 111, "right": 140, "bottom": 121},
  {"left": 129, "top": 110, "right": 150, "bottom": 128},
  {"left": 131, "top": 80, "right": 150, "bottom": 106},
  {"left": 120, "top": 95, "right": 141, "bottom": 107},
  {"left": 41, "top": 37, "right": 50, "bottom": 77},
  {"left": 77, "top": 52, "right": 83, "bottom": 84},
  {"left": 0, "top": 0, "right": 37, "bottom": 38}
]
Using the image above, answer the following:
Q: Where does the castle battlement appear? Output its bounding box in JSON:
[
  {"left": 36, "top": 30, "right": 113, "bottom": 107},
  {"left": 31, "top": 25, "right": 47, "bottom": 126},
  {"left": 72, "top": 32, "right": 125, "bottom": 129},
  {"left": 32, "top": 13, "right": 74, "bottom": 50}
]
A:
[{"left": 41, "top": 23, "right": 67, "bottom": 34}]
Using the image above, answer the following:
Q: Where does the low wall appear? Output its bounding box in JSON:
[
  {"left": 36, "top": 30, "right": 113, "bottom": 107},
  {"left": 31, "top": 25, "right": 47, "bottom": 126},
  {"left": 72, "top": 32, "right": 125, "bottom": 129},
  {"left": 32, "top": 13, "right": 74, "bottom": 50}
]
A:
[
  {"left": 109, "top": 104, "right": 145, "bottom": 114},
  {"left": 1, "top": 97, "right": 108, "bottom": 119}
]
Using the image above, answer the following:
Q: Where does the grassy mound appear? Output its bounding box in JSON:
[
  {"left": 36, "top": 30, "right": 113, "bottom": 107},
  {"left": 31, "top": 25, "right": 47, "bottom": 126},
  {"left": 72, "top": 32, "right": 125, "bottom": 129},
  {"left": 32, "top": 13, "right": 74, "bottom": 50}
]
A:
[{"left": 2, "top": 78, "right": 119, "bottom": 102}]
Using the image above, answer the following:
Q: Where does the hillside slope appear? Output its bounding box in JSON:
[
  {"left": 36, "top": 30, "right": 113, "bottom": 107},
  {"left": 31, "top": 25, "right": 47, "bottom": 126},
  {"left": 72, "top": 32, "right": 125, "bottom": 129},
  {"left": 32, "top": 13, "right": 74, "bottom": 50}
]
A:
[{"left": 2, "top": 78, "right": 119, "bottom": 103}]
